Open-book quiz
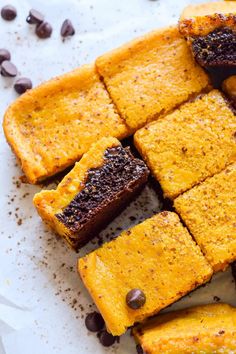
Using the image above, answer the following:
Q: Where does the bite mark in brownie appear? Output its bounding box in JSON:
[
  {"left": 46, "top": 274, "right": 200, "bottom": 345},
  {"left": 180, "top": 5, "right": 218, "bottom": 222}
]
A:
[
  {"left": 192, "top": 27, "right": 236, "bottom": 68},
  {"left": 56, "top": 146, "right": 149, "bottom": 233}
]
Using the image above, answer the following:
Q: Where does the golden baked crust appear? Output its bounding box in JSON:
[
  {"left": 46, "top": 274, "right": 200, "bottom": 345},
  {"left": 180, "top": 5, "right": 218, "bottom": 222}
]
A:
[
  {"left": 134, "top": 90, "right": 236, "bottom": 199},
  {"left": 96, "top": 26, "right": 210, "bottom": 130},
  {"left": 3, "top": 64, "right": 130, "bottom": 184},
  {"left": 33, "top": 137, "right": 121, "bottom": 249},
  {"left": 175, "top": 163, "right": 236, "bottom": 272},
  {"left": 78, "top": 212, "right": 212, "bottom": 336},
  {"left": 133, "top": 303, "right": 236, "bottom": 354},
  {"left": 179, "top": 1, "right": 236, "bottom": 37}
]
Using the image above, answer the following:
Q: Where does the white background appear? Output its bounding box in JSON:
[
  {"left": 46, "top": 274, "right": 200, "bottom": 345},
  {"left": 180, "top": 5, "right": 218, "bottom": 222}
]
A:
[{"left": 0, "top": 0, "right": 236, "bottom": 353}]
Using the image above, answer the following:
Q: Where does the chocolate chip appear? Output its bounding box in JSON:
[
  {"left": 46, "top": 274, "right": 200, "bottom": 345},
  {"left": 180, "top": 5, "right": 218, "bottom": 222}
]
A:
[
  {"left": 85, "top": 312, "right": 105, "bottom": 332},
  {"left": 1, "top": 60, "right": 17, "bottom": 77},
  {"left": 0, "top": 49, "right": 10, "bottom": 64},
  {"left": 232, "top": 262, "right": 236, "bottom": 284},
  {"left": 14, "top": 78, "right": 32, "bottom": 95},
  {"left": 97, "top": 330, "right": 117, "bottom": 347},
  {"left": 136, "top": 344, "right": 144, "bottom": 354},
  {"left": 26, "top": 9, "right": 44, "bottom": 25},
  {"left": 1, "top": 5, "right": 17, "bottom": 21},
  {"left": 35, "top": 22, "right": 52, "bottom": 39},
  {"left": 126, "top": 289, "right": 146, "bottom": 310},
  {"left": 61, "top": 19, "right": 75, "bottom": 37}
]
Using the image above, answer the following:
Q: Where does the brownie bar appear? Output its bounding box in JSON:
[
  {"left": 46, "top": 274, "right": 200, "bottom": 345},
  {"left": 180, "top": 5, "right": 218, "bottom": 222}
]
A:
[
  {"left": 133, "top": 303, "right": 236, "bottom": 353},
  {"left": 134, "top": 90, "right": 236, "bottom": 199},
  {"left": 175, "top": 162, "right": 236, "bottom": 272},
  {"left": 78, "top": 212, "right": 213, "bottom": 335},
  {"left": 34, "top": 137, "right": 149, "bottom": 250},
  {"left": 56, "top": 145, "right": 149, "bottom": 247}
]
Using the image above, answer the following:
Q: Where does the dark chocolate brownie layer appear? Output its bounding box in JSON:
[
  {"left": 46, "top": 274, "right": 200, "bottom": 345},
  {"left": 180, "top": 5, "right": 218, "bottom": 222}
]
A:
[
  {"left": 192, "top": 27, "right": 236, "bottom": 67},
  {"left": 56, "top": 146, "right": 149, "bottom": 247}
]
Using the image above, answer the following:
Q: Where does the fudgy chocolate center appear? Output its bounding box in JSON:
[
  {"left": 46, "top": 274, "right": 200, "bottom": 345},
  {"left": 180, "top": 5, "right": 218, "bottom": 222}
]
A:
[
  {"left": 192, "top": 27, "right": 236, "bottom": 67},
  {"left": 56, "top": 146, "right": 148, "bottom": 232}
]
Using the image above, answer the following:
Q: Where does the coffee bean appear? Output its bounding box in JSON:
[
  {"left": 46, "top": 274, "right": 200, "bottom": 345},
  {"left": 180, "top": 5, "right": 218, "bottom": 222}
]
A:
[
  {"left": 232, "top": 262, "right": 236, "bottom": 284},
  {"left": 85, "top": 312, "right": 105, "bottom": 332},
  {"left": 0, "top": 49, "right": 10, "bottom": 64},
  {"left": 97, "top": 330, "right": 117, "bottom": 347},
  {"left": 14, "top": 78, "right": 32, "bottom": 95},
  {"left": 26, "top": 9, "right": 44, "bottom": 25},
  {"left": 126, "top": 289, "right": 146, "bottom": 310},
  {"left": 1, "top": 60, "right": 17, "bottom": 77},
  {"left": 61, "top": 19, "right": 75, "bottom": 37},
  {"left": 1, "top": 5, "right": 17, "bottom": 21},
  {"left": 35, "top": 22, "right": 52, "bottom": 39}
]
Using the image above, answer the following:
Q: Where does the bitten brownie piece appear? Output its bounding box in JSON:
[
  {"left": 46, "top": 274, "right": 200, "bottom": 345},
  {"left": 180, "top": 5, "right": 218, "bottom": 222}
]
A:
[
  {"left": 179, "top": 2, "right": 236, "bottom": 70},
  {"left": 78, "top": 212, "right": 213, "bottom": 336},
  {"left": 96, "top": 26, "right": 210, "bottom": 131},
  {"left": 134, "top": 90, "right": 236, "bottom": 200},
  {"left": 33, "top": 137, "right": 149, "bottom": 250},
  {"left": 3, "top": 64, "right": 130, "bottom": 184},
  {"left": 133, "top": 303, "right": 236, "bottom": 354},
  {"left": 175, "top": 163, "right": 236, "bottom": 272}
]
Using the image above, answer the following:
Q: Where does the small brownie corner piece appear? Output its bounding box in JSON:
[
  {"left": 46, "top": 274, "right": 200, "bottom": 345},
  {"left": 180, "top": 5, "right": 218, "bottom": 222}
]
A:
[
  {"left": 179, "top": 2, "right": 236, "bottom": 84},
  {"left": 33, "top": 137, "right": 149, "bottom": 250}
]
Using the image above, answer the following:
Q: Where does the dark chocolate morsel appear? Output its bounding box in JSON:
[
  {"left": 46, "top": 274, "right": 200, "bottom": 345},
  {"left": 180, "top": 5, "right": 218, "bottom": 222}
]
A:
[
  {"left": 61, "top": 19, "right": 75, "bottom": 37},
  {"left": 35, "top": 21, "right": 52, "bottom": 38},
  {"left": 126, "top": 289, "right": 146, "bottom": 310},
  {"left": 85, "top": 312, "right": 105, "bottom": 332},
  {"left": 1, "top": 5, "right": 17, "bottom": 21},
  {"left": 232, "top": 262, "right": 236, "bottom": 285},
  {"left": 1, "top": 60, "right": 17, "bottom": 77},
  {"left": 97, "top": 330, "right": 117, "bottom": 347},
  {"left": 0, "top": 49, "right": 10, "bottom": 64},
  {"left": 26, "top": 9, "right": 44, "bottom": 25},
  {"left": 14, "top": 77, "right": 32, "bottom": 95}
]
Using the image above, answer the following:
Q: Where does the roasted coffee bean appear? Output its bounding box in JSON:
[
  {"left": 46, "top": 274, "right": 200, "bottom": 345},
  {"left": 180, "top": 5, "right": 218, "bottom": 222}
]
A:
[
  {"left": 1, "top": 5, "right": 17, "bottom": 21},
  {"left": 0, "top": 49, "right": 10, "bottom": 64},
  {"left": 61, "top": 19, "right": 75, "bottom": 37},
  {"left": 85, "top": 312, "right": 105, "bottom": 332},
  {"left": 1, "top": 60, "right": 17, "bottom": 77},
  {"left": 14, "top": 77, "right": 32, "bottom": 94},
  {"left": 35, "top": 21, "right": 52, "bottom": 39},
  {"left": 126, "top": 288, "right": 146, "bottom": 309},
  {"left": 97, "top": 330, "right": 117, "bottom": 347},
  {"left": 26, "top": 9, "right": 44, "bottom": 25}
]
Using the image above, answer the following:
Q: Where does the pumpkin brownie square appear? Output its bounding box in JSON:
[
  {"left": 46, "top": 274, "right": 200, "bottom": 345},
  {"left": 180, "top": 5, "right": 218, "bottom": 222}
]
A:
[
  {"left": 3, "top": 64, "right": 130, "bottom": 184},
  {"left": 179, "top": 1, "right": 236, "bottom": 69},
  {"left": 134, "top": 90, "right": 236, "bottom": 200},
  {"left": 78, "top": 212, "right": 213, "bottom": 336},
  {"left": 133, "top": 303, "right": 236, "bottom": 354},
  {"left": 33, "top": 137, "right": 149, "bottom": 250},
  {"left": 175, "top": 163, "right": 236, "bottom": 272},
  {"left": 96, "top": 26, "right": 210, "bottom": 131}
]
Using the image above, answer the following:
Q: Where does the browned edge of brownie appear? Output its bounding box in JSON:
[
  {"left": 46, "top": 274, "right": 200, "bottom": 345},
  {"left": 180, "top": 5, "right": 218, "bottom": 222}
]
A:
[{"left": 55, "top": 146, "right": 149, "bottom": 250}]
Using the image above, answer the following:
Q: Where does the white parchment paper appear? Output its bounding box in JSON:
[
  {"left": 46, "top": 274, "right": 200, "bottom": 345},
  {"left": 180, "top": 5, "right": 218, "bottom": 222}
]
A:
[{"left": 0, "top": 0, "right": 236, "bottom": 353}]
